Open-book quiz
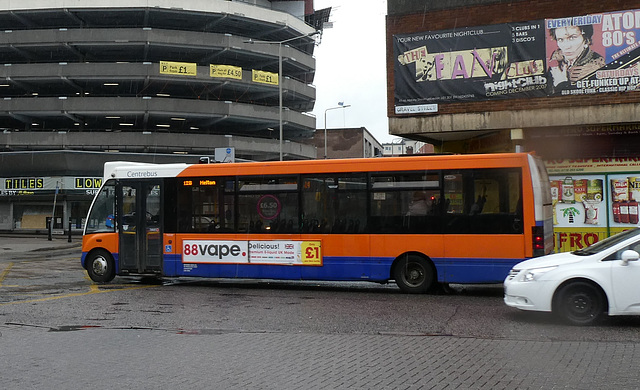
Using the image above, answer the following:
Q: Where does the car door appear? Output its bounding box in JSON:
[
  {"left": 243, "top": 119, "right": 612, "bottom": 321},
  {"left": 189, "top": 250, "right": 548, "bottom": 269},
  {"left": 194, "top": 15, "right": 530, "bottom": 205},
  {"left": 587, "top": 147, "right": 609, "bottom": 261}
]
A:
[{"left": 608, "top": 240, "right": 640, "bottom": 314}]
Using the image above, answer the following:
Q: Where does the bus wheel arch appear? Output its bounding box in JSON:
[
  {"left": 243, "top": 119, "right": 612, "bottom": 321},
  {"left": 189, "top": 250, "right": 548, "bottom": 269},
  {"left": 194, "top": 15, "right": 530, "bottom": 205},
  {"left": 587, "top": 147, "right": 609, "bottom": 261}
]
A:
[
  {"left": 392, "top": 252, "right": 436, "bottom": 294},
  {"left": 85, "top": 248, "right": 116, "bottom": 283}
]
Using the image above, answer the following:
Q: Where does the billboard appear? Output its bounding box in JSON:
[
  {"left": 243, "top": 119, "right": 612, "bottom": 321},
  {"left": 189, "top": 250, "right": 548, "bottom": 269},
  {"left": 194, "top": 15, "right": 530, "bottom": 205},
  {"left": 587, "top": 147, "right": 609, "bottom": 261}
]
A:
[
  {"left": 394, "top": 21, "right": 547, "bottom": 104},
  {"left": 393, "top": 8, "right": 640, "bottom": 110},
  {"left": 546, "top": 11, "right": 640, "bottom": 96}
]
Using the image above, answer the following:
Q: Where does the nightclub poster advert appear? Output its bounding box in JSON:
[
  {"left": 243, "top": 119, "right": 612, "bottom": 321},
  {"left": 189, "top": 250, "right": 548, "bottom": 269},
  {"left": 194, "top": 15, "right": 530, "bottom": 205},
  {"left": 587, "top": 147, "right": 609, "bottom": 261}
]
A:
[
  {"left": 546, "top": 9, "right": 640, "bottom": 97},
  {"left": 393, "top": 8, "right": 640, "bottom": 110},
  {"left": 393, "top": 21, "right": 547, "bottom": 106}
]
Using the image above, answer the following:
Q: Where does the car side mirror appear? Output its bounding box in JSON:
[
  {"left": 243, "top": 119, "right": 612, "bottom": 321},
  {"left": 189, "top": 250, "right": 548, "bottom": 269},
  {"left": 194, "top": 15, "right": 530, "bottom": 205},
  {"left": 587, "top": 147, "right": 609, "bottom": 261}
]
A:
[{"left": 621, "top": 249, "right": 640, "bottom": 265}]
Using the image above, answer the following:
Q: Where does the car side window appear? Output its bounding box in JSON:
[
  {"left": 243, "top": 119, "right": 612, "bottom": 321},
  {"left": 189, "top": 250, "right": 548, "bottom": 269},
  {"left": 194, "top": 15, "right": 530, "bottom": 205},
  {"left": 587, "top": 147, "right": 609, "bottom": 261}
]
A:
[
  {"left": 603, "top": 241, "right": 640, "bottom": 261},
  {"left": 630, "top": 242, "right": 640, "bottom": 253}
]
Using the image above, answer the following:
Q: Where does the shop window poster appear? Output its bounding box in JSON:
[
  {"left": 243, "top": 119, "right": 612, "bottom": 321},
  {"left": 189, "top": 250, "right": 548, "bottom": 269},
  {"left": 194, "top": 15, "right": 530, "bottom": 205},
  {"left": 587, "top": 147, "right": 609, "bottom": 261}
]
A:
[
  {"left": 550, "top": 175, "right": 607, "bottom": 227},
  {"left": 608, "top": 173, "right": 640, "bottom": 227}
]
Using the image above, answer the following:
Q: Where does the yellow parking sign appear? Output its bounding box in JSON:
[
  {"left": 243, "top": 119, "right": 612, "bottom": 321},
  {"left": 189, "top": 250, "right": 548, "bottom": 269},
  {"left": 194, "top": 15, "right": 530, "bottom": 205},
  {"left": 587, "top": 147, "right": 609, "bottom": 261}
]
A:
[
  {"left": 252, "top": 69, "right": 278, "bottom": 85},
  {"left": 160, "top": 61, "right": 197, "bottom": 76}
]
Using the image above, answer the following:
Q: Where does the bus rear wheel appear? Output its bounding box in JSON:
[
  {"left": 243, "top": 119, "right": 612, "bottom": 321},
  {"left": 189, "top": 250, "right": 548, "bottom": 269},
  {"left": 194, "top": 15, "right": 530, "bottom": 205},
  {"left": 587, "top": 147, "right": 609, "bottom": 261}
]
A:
[
  {"left": 86, "top": 249, "right": 115, "bottom": 283},
  {"left": 393, "top": 255, "right": 435, "bottom": 294}
]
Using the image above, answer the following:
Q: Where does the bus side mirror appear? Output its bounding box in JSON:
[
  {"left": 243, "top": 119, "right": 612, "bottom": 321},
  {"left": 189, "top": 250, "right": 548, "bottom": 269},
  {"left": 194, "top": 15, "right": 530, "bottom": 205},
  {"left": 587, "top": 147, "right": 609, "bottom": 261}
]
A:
[{"left": 621, "top": 250, "right": 640, "bottom": 266}]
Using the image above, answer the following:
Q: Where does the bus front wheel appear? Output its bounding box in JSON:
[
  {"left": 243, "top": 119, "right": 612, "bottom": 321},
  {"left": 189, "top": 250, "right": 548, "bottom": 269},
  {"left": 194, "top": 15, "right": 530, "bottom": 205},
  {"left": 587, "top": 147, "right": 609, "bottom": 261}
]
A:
[
  {"left": 393, "top": 255, "right": 435, "bottom": 294},
  {"left": 86, "top": 249, "right": 116, "bottom": 283}
]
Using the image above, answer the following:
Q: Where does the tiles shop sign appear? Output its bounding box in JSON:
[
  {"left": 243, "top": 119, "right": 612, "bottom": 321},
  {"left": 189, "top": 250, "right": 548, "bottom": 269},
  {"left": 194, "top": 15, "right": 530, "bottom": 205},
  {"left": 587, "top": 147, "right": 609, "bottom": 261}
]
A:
[{"left": 0, "top": 177, "right": 102, "bottom": 196}]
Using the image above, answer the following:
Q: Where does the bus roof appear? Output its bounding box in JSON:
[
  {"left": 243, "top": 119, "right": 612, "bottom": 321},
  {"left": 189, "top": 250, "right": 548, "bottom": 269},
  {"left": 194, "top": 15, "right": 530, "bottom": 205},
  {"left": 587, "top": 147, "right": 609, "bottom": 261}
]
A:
[
  {"left": 103, "top": 161, "right": 189, "bottom": 181},
  {"left": 104, "top": 153, "right": 536, "bottom": 180}
]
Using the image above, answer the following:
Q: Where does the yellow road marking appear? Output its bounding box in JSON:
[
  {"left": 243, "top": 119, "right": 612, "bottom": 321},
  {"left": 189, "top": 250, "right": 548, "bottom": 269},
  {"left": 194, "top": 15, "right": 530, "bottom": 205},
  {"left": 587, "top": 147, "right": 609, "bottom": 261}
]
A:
[
  {"left": 0, "top": 262, "right": 14, "bottom": 287},
  {"left": 0, "top": 283, "right": 156, "bottom": 306},
  {"left": 1, "top": 256, "right": 161, "bottom": 305}
]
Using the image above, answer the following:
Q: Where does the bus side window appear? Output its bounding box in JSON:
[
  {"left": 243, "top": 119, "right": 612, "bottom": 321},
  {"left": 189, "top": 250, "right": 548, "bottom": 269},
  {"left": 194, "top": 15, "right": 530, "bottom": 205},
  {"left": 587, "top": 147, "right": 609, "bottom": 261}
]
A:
[
  {"left": 237, "top": 176, "right": 299, "bottom": 234},
  {"left": 301, "top": 177, "right": 332, "bottom": 234},
  {"left": 444, "top": 169, "right": 523, "bottom": 234},
  {"left": 175, "top": 177, "right": 232, "bottom": 233},
  {"left": 302, "top": 174, "right": 367, "bottom": 234},
  {"left": 370, "top": 171, "right": 440, "bottom": 234}
]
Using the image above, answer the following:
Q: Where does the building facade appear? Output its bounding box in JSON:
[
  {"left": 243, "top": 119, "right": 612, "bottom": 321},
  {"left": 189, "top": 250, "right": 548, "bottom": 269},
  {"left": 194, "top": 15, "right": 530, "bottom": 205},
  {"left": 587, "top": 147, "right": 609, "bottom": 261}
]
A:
[
  {"left": 382, "top": 138, "right": 433, "bottom": 156},
  {"left": 0, "top": 0, "right": 326, "bottom": 232},
  {"left": 304, "top": 127, "right": 384, "bottom": 159},
  {"left": 387, "top": 0, "right": 640, "bottom": 250}
]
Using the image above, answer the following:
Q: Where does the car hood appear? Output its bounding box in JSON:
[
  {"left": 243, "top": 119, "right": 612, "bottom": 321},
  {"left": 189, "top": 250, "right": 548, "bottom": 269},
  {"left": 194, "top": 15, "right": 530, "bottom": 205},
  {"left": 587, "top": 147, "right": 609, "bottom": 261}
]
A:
[{"left": 513, "top": 252, "right": 584, "bottom": 270}]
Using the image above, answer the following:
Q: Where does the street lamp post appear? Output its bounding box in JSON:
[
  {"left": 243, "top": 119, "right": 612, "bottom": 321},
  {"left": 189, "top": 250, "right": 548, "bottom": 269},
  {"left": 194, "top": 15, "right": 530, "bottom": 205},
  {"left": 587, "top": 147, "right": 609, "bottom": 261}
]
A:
[
  {"left": 246, "top": 31, "right": 318, "bottom": 161},
  {"left": 278, "top": 41, "right": 283, "bottom": 161},
  {"left": 324, "top": 104, "right": 350, "bottom": 159}
]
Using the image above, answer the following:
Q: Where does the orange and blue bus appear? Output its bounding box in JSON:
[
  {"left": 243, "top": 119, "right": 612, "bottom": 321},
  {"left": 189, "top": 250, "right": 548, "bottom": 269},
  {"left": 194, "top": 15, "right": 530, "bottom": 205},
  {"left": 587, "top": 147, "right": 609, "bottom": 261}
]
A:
[{"left": 81, "top": 153, "right": 553, "bottom": 293}]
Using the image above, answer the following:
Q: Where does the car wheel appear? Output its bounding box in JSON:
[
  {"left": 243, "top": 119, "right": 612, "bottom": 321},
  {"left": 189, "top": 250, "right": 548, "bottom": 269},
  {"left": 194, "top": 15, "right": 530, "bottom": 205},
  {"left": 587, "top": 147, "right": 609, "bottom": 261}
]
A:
[
  {"left": 555, "top": 281, "right": 606, "bottom": 326},
  {"left": 393, "top": 255, "right": 435, "bottom": 294},
  {"left": 86, "top": 249, "right": 116, "bottom": 283}
]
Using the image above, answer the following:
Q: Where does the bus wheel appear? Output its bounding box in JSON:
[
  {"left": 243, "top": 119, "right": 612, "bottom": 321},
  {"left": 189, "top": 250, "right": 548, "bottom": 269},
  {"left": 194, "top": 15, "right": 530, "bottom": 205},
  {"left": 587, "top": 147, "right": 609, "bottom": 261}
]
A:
[
  {"left": 393, "top": 255, "right": 435, "bottom": 294},
  {"left": 554, "top": 281, "right": 606, "bottom": 326},
  {"left": 86, "top": 249, "right": 115, "bottom": 283}
]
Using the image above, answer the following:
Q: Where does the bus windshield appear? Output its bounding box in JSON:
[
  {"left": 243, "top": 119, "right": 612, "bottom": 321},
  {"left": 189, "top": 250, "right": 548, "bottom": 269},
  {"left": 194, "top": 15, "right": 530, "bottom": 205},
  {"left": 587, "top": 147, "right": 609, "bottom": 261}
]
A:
[{"left": 84, "top": 179, "right": 116, "bottom": 234}]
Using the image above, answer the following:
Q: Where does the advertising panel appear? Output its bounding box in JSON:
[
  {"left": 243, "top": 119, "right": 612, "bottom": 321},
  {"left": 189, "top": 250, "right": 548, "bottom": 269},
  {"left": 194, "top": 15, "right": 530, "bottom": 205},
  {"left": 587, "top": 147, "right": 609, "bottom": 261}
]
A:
[
  {"left": 249, "top": 240, "right": 301, "bottom": 264},
  {"left": 548, "top": 159, "right": 640, "bottom": 251},
  {"left": 393, "top": 8, "right": 640, "bottom": 108},
  {"left": 546, "top": 157, "right": 640, "bottom": 174},
  {"left": 550, "top": 175, "right": 606, "bottom": 226},
  {"left": 394, "top": 21, "right": 547, "bottom": 105},
  {"left": 210, "top": 64, "right": 243, "bottom": 80},
  {"left": 555, "top": 228, "right": 608, "bottom": 253},
  {"left": 182, "top": 240, "right": 250, "bottom": 264},
  {"left": 160, "top": 61, "right": 197, "bottom": 76},
  {"left": 550, "top": 174, "right": 609, "bottom": 252},
  {"left": 545, "top": 10, "right": 640, "bottom": 96},
  {"left": 608, "top": 174, "right": 640, "bottom": 228},
  {"left": 182, "top": 240, "right": 322, "bottom": 265},
  {"left": 252, "top": 70, "right": 279, "bottom": 85},
  {"left": 0, "top": 176, "right": 102, "bottom": 196}
]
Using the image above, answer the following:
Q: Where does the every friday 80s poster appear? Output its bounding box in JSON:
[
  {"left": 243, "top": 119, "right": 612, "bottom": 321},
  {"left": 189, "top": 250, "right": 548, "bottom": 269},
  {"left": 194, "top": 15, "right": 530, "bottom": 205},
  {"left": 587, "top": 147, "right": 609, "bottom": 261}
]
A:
[{"left": 393, "top": 8, "right": 640, "bottom": 108}]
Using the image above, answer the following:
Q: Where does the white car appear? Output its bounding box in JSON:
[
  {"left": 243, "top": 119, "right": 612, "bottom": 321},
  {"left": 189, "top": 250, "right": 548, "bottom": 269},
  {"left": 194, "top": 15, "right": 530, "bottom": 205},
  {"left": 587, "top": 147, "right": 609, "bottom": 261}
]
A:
[{"left": 504, "top": 228, "right": 640, "bottom": 325}]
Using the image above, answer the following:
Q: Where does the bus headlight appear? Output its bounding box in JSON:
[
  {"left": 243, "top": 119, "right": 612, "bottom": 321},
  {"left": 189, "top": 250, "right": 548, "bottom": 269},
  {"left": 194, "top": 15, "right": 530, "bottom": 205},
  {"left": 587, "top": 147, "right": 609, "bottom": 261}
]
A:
[{"left": 523, "top": 266, "right": 557, "bottom": 282}]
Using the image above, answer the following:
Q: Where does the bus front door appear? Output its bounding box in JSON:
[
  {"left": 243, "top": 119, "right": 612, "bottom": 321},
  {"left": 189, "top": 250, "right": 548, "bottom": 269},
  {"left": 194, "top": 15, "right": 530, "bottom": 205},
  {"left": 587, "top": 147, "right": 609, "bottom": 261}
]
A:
[{"left": 119, "top": 181, "right": 163, "bottom": 276}]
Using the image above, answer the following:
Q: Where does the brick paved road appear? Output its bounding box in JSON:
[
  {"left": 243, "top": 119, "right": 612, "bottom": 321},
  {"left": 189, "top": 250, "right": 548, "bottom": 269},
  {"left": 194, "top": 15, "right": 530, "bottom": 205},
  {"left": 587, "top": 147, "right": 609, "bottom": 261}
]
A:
[
  {"left": 2, "top": 239, "right": 640, "bottom": 390},
  {"left": 2, "top": 324, "right": 640, "bottom": 389}
]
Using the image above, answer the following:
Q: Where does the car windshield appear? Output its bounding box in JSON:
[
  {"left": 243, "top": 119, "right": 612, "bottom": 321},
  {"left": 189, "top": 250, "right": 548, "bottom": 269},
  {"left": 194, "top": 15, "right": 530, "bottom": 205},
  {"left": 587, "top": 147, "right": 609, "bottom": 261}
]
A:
[{"left": 573, "top": 228, "right": 640, "bottom": 256}]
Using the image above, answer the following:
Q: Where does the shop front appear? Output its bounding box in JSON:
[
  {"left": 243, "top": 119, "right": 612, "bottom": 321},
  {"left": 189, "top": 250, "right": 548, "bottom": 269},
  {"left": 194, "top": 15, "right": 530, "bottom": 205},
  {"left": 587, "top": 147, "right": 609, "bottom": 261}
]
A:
[
  {"left": 0, "top": 176, "right": 102, "bottom": 233},
  {"left": 546, "top": 158, "right": 640, "bottom": 252}
]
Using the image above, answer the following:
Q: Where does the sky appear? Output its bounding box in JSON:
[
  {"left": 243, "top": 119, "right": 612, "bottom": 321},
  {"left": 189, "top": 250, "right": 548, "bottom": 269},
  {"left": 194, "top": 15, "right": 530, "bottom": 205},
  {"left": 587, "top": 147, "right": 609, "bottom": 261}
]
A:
[{"left": 310, "top": 0, "right": 394, "bottom": 144}]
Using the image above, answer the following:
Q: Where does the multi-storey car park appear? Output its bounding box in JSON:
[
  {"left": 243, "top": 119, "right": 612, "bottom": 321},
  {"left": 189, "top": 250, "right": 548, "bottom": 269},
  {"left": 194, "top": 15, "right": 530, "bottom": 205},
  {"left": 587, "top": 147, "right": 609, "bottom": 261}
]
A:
[{"left": 0, "top": 0, "right": 327, "bottom": 232}]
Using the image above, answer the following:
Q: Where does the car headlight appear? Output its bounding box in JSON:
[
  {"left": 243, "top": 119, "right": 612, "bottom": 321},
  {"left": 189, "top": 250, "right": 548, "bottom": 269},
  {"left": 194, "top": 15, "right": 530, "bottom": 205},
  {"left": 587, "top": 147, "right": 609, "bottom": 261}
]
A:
[{"left": 522, "top": 266, "right": 558, "bottom": 282}]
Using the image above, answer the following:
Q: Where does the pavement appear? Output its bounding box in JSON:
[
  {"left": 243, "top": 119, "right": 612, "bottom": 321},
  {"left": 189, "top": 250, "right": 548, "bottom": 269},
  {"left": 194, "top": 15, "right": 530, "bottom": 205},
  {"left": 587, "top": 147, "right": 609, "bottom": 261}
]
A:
[{"left": 0, "top": 234, "right": 82, "bottom": 257}]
